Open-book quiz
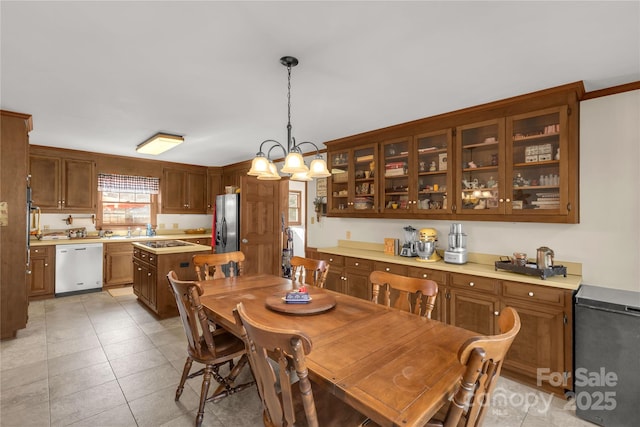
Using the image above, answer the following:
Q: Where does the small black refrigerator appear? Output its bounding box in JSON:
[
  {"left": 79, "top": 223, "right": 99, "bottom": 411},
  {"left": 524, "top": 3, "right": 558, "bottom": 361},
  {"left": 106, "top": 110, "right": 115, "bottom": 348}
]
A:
[{"left": 574, "top": 284, "right": 640, "bottom": 426}]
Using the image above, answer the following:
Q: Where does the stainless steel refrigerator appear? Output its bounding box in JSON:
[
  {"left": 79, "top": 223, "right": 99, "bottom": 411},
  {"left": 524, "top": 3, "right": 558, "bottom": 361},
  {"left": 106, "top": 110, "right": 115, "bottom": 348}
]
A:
[{"left": 215, "top": 193, "right": 240, "bottom": 254}]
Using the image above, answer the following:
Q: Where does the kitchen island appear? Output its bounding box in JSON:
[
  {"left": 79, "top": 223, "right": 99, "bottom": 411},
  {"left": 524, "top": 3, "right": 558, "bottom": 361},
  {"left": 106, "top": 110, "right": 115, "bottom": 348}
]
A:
[{"left": 132, "top": 240, "right": 211, "bottom": 318}]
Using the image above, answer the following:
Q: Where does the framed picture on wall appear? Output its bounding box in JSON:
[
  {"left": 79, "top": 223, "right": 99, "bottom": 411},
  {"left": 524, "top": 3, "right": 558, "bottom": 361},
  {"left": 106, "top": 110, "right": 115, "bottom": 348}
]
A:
[{"left": 316, "top": 178, "right": 327, "bottom": 198}]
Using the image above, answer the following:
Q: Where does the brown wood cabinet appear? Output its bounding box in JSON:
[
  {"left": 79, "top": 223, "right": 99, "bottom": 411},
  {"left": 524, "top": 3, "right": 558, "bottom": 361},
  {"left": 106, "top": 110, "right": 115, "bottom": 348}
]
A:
[
  {"left": 407, "top": 266, "right": 447, "bottom": 322},
  {"left": 29, "top": 155, "right": 96, "bottom": 212},
  {"left": 28, "top": 246, "right": 55, "bottom": 299},
  {"left": 182, "top": 237, "right": 212, "bottom": 246},
  {"left": 103, "top": 242, "right": 134, "bottom": 287},
  {"left": 317, "top": 254, "right": 344, "bottom": 294},
  {"left": 206, "top": 167, "right": 223, "bottom": 212},
  {"left": 132, "top": 246, "right": 209, "bottom": 317},
  {"left": 1, "top": 110, "right": 31, "bottom": 339},
  {"left": 325, "top": 82, "right": 583, "bottom": 223},
  {"left": 161, "top": 167, "right": 207, "bottom": 213}
]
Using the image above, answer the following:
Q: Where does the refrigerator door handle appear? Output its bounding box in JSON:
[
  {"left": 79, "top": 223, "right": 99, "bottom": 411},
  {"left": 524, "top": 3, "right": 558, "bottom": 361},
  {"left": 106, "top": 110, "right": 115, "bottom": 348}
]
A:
[{"left": 221, "top": 217, "right": 228, "bottom": 248}]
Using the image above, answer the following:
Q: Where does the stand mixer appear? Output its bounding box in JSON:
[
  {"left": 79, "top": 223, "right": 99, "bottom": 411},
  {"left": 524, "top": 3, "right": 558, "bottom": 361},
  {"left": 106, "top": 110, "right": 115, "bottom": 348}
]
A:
[
  {"left": 415, "top": 228, "right": 441, "bottom": 262},
  {"left": 444, "top": 223, "right": 468, "bottom": 264}
]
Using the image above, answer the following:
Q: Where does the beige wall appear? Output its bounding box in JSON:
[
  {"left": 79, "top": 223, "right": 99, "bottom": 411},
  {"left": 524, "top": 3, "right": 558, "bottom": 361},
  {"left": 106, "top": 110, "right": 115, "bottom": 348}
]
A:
[{"left": 307, "top": 90, "right": 640, "bottom": 292}]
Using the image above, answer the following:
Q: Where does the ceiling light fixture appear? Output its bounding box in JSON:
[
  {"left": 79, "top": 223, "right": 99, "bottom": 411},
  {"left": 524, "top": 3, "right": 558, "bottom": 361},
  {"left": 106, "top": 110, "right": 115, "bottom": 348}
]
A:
[
  {"left": 136, "top": 133, "right": 184, "bottom": 155},
  {"left": 247, "top": 56, "right": 331, "bottom": 181}
]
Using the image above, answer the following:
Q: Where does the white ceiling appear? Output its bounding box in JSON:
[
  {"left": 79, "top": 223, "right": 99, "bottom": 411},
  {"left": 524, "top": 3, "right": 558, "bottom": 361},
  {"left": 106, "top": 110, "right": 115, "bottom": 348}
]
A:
[{"left": 2, "top": 1, "right": 639, "bottom": 167}]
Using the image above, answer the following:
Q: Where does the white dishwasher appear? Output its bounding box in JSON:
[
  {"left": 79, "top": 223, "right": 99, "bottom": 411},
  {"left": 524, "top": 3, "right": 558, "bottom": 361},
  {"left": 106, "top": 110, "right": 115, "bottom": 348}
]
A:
[{"left": 55, "top": 243, "right": 103, "bottom": 296}]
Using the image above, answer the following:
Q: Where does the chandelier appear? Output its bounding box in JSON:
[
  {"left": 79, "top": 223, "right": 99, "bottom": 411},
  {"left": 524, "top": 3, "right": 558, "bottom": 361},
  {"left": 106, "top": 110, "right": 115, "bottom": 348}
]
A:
[{"left": 247, "top": 56, "right": 331, "bottom": 181}]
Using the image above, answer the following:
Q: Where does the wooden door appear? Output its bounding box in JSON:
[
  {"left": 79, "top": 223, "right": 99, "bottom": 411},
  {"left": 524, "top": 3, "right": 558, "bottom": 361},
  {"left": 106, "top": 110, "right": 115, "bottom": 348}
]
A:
[
  {"left": 239, "top": 176, "right": 284, "bottom": 276},
  {"left": 62, "top": 158, "right": 95, "bottom": 210},
  {"left": 30, "top": 155, "right": 61, "bottom": 210}
]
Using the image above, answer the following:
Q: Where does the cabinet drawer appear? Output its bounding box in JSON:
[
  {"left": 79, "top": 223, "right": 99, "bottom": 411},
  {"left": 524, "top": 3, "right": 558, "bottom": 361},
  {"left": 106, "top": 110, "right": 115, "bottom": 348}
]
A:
[
  {"left": 318, "top": 254, "right": 344, "bottom": 267},
  {"left": 502, "top": 281, "right": 564, "bottom": 306},
  {"left": 407, "top": 266, "right": 447, "bottom": 284},
  {"left": 450, "top": 272, "right": 499, "bottom": 294},
  {"left": 345, "top": 257, "right": 372, "bottom": 272},
  {"left": 374, "top": 262, "right": 408, "bottom": 276},
  {"left": 136, "top": 250, "right": 157, "bottom": 266}
]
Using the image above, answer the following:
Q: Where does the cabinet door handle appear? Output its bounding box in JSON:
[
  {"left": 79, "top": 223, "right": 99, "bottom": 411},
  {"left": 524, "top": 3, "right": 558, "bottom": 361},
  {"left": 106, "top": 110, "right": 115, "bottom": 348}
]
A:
[
  {"left": 469, "top": 282, "right": 475, "bottom": 287},
  {"left": 422, "top": 274, "right": 428, "bottom": 278},
  {"left": 385, "top": 267, "right": 390, "bottom": 271},
  {"left": 329, "top": 258, "right": 334, "bottom": 262},
  {"left": 355, "top": 262, "right": 359, "bottom": 266},
  {"left": 149, "top": 257, "right": 153, "bottom": 261},
  {"left": 499, "top": 198, "right": 504, "bottom": 203},
  {"left": 506, "top": 198, "right": 511, "bottom": 202},
  {"left": 528, "top": 291, "right": 534, "bottom": 297},
  {"left": 137, "top": 267, "right": 142, "bottom": 271},
  {"left": 147, "top": 272, "right": 152, "bottom": 276},
  {"left": 44, "top": 263, "right": 48, "bottom": 267},
  {"left": 494, "top": 311, "right": 499, "bottom": 316}
]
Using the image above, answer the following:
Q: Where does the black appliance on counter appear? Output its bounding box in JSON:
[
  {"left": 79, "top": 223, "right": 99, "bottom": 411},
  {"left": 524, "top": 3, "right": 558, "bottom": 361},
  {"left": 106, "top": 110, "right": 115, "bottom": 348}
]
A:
[{"left": 574, "top": 284, "right": 640, "bottom": 426}]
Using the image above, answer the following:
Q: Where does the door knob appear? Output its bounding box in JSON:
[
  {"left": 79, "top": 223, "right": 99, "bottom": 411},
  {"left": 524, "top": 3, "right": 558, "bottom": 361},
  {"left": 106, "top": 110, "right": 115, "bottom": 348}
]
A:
[{"left": 241, "top": 238, "right": 248, "bottom": 244}]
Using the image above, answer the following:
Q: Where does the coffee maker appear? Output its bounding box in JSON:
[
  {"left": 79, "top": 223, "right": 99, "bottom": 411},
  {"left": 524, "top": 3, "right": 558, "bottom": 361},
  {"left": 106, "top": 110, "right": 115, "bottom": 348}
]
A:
[
  {"left": 400, "top": 226, "right": 418, "bottom": 257},
  {"left": 444, "top": 223, "right": 468, "bottom": 264}
]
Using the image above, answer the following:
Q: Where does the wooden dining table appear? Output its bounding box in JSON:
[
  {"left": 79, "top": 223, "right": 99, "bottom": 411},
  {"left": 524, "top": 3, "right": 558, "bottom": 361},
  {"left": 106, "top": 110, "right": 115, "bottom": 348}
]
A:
[{"left": 198, "top": 273, "right": 477, "bottom": 427}]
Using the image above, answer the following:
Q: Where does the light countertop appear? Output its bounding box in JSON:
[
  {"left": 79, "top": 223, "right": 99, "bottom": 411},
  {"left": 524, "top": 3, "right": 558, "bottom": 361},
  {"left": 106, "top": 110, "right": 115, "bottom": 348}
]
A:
[
  {"left": 30, "top": 233, "right": 211, "bottom": 247},
  {"left": 319, "top": 240, "right": 581, "bottom": 291},
  {"left": 131, "top": 240, "right": 212, "bottom": 255}
]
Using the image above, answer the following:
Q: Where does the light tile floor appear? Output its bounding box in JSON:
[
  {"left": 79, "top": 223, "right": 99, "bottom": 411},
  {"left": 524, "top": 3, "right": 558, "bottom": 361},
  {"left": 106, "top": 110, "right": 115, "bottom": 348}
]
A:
[{"left": 1, "top": 290, "right": 596, "bottom": 427}]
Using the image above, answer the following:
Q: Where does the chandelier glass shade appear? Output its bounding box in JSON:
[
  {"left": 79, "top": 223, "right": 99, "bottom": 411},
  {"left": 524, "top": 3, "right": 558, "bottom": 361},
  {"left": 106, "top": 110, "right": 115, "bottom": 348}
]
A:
[{"left": 247, "top": 56, "right": 331, "bottom": 181}]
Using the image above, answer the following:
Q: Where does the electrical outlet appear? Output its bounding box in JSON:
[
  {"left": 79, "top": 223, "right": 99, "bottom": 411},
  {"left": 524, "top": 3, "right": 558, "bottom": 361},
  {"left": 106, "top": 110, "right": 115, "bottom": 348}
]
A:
[
  {"left": 310, "top": 217, "right": 315, "bottom": 224},
  {"left": 346, "top": 231, "right": 351, "bottom": 240},
  {"left": 158, "top": 223, "right": 165, "bottom": 229},
  {"left": 172, "top": 223, "right": 179, "bottom": 229}
]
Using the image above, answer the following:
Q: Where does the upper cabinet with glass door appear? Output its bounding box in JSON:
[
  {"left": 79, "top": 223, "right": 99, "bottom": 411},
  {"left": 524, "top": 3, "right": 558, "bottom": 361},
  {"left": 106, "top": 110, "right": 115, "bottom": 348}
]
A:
[
  {"left": 506, "top": 106, "right": 569, "bottom": 217},
  {"left": 456, "top": 119, "right": 505, "bottom": 216},
  {"left": 380, "top": 137, "right": 411, "bottom": 213},
  {"left": 415, "top": 130, "right": 453, "bottom": 215},
  {"left": 328, "top": 144, "right": 378, "bottom": 215}
]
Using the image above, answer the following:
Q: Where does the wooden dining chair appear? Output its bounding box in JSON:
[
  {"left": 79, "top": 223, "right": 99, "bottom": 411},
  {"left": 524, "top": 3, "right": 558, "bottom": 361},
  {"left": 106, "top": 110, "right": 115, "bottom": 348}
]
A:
[
  {"left": 427, "top": 307, "right": 521, "bottom": 427},
  {"left": 234, "top": 302, "right": 374, "bottom": 427},
  {"left": 289, "top": 256, "right": 330, "bottom": 288},
  {"left": 369, "top": 270, "right": 439, "bottom": 318},
  {"left": 166, "top": 271, "right": 255, "bottom": 427},
  {"left": 193, "top": 251, "right": 245, "bottom": 280}
]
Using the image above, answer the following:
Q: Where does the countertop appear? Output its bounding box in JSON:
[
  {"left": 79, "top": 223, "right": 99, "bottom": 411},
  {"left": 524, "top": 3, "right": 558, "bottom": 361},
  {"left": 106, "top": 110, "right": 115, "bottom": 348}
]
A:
[
  {"left": 318, "top": 240, "right": 582, "bottom": 291},
  {"left": 131, "top": 240, "right": 212, "bottom": 255},
  {"left": 30, "top": 233, "right": 212, "bottom": 247}
]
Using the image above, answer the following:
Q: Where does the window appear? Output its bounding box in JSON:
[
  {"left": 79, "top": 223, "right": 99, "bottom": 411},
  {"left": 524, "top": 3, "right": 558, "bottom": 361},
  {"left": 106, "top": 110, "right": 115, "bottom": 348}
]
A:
[
  {"left": 288, "top": 191, "right": 301, "bottom": 226},
  {"left": 97, "top": 174, "right": 159, "bottom": 227}
]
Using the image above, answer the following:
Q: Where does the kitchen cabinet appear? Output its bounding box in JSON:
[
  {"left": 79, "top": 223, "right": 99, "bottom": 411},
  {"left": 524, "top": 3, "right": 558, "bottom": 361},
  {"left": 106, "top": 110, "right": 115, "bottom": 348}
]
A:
[
  {"left": 501, "top": 280, "right": 572, "bottom": 391},
  {"left": 317, "top": 254, "right": 344, "bottom": 293},
  {"left": 327, "top": 144, "right": 378, "bottom": 215},
  {"left": 407, "top": 266, "right": 447, "bottom": 322},
  {"left": 182, "top": 237, "right": 212, "bottom": 246},
  {"left": 325, "top": 82, "right": 582, "bottom": 223},
  {"left": 1, "top": 110, "right": 31, "bottom": 339},
  {"left": 28, "top": 246, "right": 55, "bottom": 299},
  {"left": 206, "top": 168, "right": 223, "bottom": 212},
  {"left": 132, "top": 244, "right": 209, "bottom": 317},
  {"left": 103, "top": 242, "right": 134, "bottom": 287},
  {"left": 447, "top": 272, "right": 501, "bottom": 335},
  {"left": 29, "top": 155, "right": 96, "bottom": 212},
  {"left": 132, "top": 247, "right": 157, "bottom": 311},
  {"left": 161, "top": 167, "right": 207, "bottom": 213},
  {"left": 316, "top": 254, "right": 372, "bottom": 300}
]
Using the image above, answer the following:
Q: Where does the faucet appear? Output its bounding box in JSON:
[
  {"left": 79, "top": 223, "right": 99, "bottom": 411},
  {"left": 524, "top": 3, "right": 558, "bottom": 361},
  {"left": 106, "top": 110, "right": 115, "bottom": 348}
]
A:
[{"left": 127, "top": 227, "right": 132, "bottom": 238}]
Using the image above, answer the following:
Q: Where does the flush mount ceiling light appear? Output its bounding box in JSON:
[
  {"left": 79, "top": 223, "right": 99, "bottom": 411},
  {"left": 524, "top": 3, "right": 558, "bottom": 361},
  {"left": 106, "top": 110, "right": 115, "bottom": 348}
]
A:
[
  {"left": 247, "top": 56, "right": 331, "bottom": 181},
  {"left": 136, "top": 133, "right": 184, "bottom": 155}
]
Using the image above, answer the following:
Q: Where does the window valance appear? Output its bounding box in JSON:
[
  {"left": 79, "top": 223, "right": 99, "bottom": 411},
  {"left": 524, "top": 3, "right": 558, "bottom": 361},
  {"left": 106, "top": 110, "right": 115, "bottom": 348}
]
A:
[{"left": 97, "top": 173, "right": 159, "bottom": 194}]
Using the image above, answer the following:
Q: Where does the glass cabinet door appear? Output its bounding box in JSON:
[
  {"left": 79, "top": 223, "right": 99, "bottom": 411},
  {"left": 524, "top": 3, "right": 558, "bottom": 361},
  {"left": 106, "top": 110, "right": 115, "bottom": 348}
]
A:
[
  {"left": 352, "top": 145, "right": 377, "bottom": 212},
  {"left": 415, "top": 130, "right": 452, "bottom": 214},
  {"left": 328, "top": 150, "right": 350, "bottom": 213},
  {"left": 507, "top": 106, "right": 568, "bottom": 215},
  {"left": 381, "top": 138, "right": 411, "bottom": 212},
  {"left": 457, "top": 119, "right": 504, "bottom": 215}
]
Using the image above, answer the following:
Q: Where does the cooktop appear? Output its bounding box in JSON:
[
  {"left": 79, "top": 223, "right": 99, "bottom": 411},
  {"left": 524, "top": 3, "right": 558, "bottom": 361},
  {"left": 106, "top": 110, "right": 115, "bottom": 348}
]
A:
[{"left": 140, "top": 240, "right": 193, "bottom": 248}]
